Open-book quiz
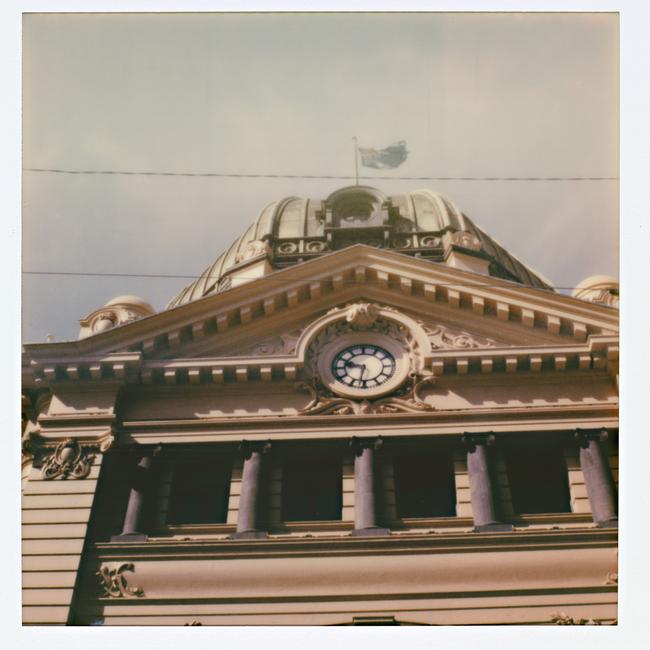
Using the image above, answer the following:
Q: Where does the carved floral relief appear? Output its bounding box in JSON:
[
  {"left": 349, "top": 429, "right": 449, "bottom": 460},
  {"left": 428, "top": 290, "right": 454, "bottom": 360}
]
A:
[
  {"left": 418, "top": 321, "right": 497, "bottom": 350},
  {"left": 97, "top": 562, "right": 145, "bottom": 598}
]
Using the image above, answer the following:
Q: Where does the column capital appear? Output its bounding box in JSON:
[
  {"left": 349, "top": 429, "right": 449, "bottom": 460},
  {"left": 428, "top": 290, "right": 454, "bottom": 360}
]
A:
[
  {"left": 239, "top": 439, "right": 272, "bottom": 459},
  {"left": 350, "top": 436, "right": 383, "bottom": 455},
  {"left": 461, "top": 432, "right": 495, "bottom": 451},
  {"left": 575, "top": 428, "right": 608, "bottom": 447}
]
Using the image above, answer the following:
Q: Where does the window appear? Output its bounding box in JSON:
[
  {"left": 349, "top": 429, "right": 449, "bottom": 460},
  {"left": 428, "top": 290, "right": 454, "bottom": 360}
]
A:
[
  {"left": 393, "top": 448, "right": 456, "bottom": 518},
  {"left": 281, "top": 455, "right": 342, "bottom": 521},
  {"left": 504, "top": 437, "right": 571, "bottom": 514},
  {"left": 167, "top": 457, "right": 232, "bottom": 525}
]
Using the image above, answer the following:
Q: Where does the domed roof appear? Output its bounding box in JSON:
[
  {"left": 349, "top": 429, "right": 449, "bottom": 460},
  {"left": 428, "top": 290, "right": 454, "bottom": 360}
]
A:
[
  {"left": 571, "top": 275, "right": 619, "bottom": 308},
  {"left": 167, "top": 186, "right": 553, "bottom": 309},
  {"left": 104, "top": 295, "right": 155, "bottom": 313}
]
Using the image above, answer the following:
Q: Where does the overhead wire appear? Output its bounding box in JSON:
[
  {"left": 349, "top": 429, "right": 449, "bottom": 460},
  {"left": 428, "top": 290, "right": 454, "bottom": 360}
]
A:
[
  {"left": 22, "top": 270, "right": 597, "bottom": 292},
  {"left": 23, "top": 168, "right": 618, "bottom": 182}
]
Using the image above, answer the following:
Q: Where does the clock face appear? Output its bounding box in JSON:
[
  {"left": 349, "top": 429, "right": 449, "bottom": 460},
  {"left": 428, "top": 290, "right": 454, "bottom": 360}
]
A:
[{"left": 331, "top": 344, "right": 396, "bottom": 390}]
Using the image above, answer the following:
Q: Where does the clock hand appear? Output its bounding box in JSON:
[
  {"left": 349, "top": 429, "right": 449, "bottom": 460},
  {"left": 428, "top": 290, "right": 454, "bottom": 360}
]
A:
[{"left": 345, "top": 360, "right": 366, "bottom": 380}]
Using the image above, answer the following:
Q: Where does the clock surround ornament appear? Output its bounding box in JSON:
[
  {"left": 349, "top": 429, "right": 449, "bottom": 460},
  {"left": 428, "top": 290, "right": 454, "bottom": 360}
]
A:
[{"left": 298, "top": 302, "right": 437, "bottom": 415}]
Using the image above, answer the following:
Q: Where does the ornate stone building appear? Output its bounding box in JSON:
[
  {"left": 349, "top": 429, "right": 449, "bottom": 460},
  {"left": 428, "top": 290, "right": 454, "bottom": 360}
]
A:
[{"left": 21, "top": 185, "right": 619, "bottom": 625}]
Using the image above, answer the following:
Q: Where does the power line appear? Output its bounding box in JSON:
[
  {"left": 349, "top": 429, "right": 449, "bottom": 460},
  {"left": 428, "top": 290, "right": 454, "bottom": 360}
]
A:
[
  {"left": 23, "top": 168, "right": 618, "bottom": 182},
  {"left": 22, "top": 270, "right": 594, "bottom": 291}
]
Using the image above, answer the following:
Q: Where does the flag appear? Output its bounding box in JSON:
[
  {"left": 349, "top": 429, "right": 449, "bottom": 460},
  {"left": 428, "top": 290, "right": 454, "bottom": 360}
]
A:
[{"left": 358, "top": 140, "right": 408, "bottom": 169}]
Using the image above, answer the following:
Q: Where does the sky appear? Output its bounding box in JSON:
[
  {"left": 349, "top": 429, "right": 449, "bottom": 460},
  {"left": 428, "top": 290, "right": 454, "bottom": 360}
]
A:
[{"left": 22, "top": 12, "right": 619, "bottom": 343}]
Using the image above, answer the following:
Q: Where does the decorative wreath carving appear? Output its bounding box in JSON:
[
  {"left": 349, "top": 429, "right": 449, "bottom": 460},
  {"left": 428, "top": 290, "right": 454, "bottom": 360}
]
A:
[{"left": 97, "top": 563, "right": 145, "bottom": 598}]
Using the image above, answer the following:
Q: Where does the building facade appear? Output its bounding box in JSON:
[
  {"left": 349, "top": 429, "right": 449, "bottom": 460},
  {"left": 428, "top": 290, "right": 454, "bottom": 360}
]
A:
[{"left": 21, "top": 186, "right": 619, "bottom": 625}]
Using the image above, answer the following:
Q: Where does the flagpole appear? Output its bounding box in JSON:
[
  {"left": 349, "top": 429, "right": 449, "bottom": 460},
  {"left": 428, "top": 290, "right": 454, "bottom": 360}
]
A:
[{"left": 352, "top": 136, "right": 359, "bottom": 186}]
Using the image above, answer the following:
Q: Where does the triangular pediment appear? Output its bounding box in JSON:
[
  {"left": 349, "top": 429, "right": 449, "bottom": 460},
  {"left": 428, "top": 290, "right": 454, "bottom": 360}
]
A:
[
  {"left": 163, "top": 294, "right": 566, "bottom": 362},
  {"left": 23, "top": 246, "right": 618, "bottom": 386}
]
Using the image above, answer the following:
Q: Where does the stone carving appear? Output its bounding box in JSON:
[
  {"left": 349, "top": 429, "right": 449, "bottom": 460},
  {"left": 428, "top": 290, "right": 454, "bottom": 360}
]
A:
[
  {"left": 344, "top": 302, "right": 380, "bottom": 329},
  {"left": 21, "top": 391, "right": 50, "bottom": 439},
  {"left": 297, "top": 371, "right": 436, "bottom": 416},
  {"left": 239, "top": 329, "right": 303, "bottom": 356},
  {"left": 41, "top": 439, "right": 95, "bottom": 480},
  {"left": 447, "top": 230, "right": 482, "bottom": 252},
  {"left": 419, "top": 321, "right": 497, "bottom": 350},
  {"left": 604, "top": 571, "right": 618, "bottom": 586},
  {"left": 235, "top": 239, "right": 271, "bottom": 264},
  {"left": 419, "top": 235, "right": 442, "bottom": 248},
  {"left": 588, "top": 289, "right": 619, "bottom": 309},
  {"left": 97, "top": 563, "right": 144, "bottom": 598},
  {"left": 308, "top": 306, "right": 417, "bottom": 376},
  {"left": 550, "top": 612, "right": 602, "bottom": 626},
  {"left": 277, "top": 241, "right": 298, "bottom": 254},
  {"left": 305, "top": 240, "right": 327, "bottom": 253},
  {"left": 572, "top": 277, "right": 619, "bottom": 309},
  {"left": 297, "top": 303, "right": 435, "bottom": 415},
  {"left": 79, "top": 296, "right": 155, "bottom": 339},
  {"left": 92, "top": 311, "right": 117, "bottom": 334}
]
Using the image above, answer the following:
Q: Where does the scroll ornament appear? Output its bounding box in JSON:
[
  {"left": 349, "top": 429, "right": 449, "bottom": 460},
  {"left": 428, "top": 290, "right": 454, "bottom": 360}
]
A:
[
  {"left": 550, "top": 612, "right": 603, "bottom": 626},
  {"left": 297, "top": 371, "right": 436, "bottom": 416},
  {"left": 41, "top": 439, "right": 95, "bottom": 480},
  {"left": 97, "top": 562, "right": 145, "bottom": 598},
  {"left": 39, "top": 434, "right": 113, "bottom": 480},
  {"left": 418, "top": 321, "right": 497, "bottom": 350}
]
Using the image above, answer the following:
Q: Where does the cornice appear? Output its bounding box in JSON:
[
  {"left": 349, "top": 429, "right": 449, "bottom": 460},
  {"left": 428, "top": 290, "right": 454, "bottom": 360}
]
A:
[
  {"left": 23, "top": 246, "right": 618, "bottom": 363},
  {"left": 22, "top": 335, "right": 618, "bottom": 390},
  {"left": 117, "top": 403, "right": 618, "bottom": 443},
  {"left": 94, "top": 527, "right": 617, "bottom": 561}
]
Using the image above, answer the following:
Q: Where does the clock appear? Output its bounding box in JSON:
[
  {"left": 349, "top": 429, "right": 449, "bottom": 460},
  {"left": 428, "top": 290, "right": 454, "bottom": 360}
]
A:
[
  {"left": 331, "top": 344, "right": 396, "bottom": 389},
  {"left": 316, "top": 333, "right": 410, "bottom": 399}
]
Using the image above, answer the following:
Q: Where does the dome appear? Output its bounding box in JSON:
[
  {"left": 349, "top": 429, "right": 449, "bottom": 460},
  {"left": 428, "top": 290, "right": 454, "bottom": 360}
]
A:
[
  {"left": 572, "top": 275, "right": 619, "bottom": 308},
  {"left": 78, "top": 294, "right": 156, "bottom": 339},
  {"left": 105, "top": 295, "right": 156, "bottom": 313},
  {"left": 167, "top": 186, "right": 553, "bottom": 309}
]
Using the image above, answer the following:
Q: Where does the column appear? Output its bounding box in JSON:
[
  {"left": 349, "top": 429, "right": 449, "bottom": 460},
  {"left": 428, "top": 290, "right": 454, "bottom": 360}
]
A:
[
  {"left": 112, "top": 445, "right": 161, "bottom": 542},
  {"left": 351, "top": 437, "right": 389, "bottom": 536},
  {"left": 462, "top": 433, "right": 513, "bottom": 533},
  {"left": 575, "top": 429, "right": 618, "bottom": 528},
  {"left": 232, "top": 440, "right": 271, "bottom": 539}
]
